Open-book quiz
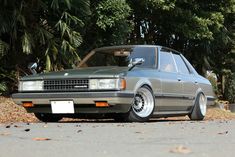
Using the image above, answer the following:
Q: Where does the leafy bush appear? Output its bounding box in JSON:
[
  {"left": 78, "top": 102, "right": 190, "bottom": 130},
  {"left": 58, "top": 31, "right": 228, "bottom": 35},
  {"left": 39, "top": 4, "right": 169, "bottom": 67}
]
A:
[
  {"left": 0, "top": 82, "right": 7, "bottom": 95},
  {"left": 0, "top": 68, "right": 17, "bottom": 95},
  {"left": 224, "top": 73, "right": 235, "bottom": 103},
  {"left": 206, "top": 71, "right": 219, "bottom": 96}
]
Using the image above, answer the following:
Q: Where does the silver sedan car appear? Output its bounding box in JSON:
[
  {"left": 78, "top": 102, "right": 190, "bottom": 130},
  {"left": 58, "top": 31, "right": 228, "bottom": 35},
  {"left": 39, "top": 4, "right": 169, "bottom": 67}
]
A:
[{"left": 12, "top": 45, "right": 215, "bottom": 122}]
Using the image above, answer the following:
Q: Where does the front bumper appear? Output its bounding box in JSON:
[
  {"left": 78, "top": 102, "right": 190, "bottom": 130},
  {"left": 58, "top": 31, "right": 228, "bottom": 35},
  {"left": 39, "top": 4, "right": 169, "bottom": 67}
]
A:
[
  {"left": 12, "top": 91, "right": 134, "bottom": 114},
  {"left": 207, "top": 96, "right": 216, "bottom": 105}
]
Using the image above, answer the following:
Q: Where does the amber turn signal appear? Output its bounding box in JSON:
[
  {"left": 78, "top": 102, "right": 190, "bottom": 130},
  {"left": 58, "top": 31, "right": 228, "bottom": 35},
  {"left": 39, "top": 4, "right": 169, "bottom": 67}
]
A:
[
  {"left": 22, "top": 102, "right": 34, "bottom": 108},
  {"left": 95, "top": 102, "right": 109, "bottom": 107},
  {"left": 120, "top": 79, "right": 126, "bottom": 90}
]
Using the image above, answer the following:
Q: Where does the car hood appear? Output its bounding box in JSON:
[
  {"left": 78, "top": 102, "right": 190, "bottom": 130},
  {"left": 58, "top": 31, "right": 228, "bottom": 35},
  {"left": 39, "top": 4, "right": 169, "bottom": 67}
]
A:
[{"left": 21, "top": 66, "right": 129, "bottom": 80}]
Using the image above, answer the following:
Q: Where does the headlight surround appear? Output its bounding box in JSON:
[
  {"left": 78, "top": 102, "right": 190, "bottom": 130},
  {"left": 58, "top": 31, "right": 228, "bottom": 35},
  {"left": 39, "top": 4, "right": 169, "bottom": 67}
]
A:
[
  {"left": 89, "top": 79, "right": 126, "bottom": 90},
  {"left": 19, "top": 81, "right": 44, "bottom": 91}
]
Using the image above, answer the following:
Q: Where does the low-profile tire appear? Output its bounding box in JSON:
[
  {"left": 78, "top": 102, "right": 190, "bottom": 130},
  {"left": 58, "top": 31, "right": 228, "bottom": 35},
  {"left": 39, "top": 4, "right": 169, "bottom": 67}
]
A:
[
  {"left": 34, "top": 113, "right": 63, "bottom": 122},
  {"left": 189, "top": 92, "right": 207, "bottom": 121},
  {"left": 125, "top": 86, "right": 155, "bottom": 122}
]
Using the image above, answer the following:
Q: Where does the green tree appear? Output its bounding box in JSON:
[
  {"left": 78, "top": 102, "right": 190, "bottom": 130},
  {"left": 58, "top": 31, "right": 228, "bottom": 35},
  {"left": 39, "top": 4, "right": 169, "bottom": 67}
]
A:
[
  {"left": 0, "top": 0, "right": 90, "bottom": 70},
  {"left": 0, "top": 0, "right": 234, "bottom": 100},
  {"left": 126, "top": 0, "right": 234, "bottom": 99},
  {"left": 79, "top": 0, "right": 133, "bottom": 54},
  {"left": 0, "top": 0, "right": 90, "bottom": 93},
  {"left": 127, "top": 0, "right": 231, "bottom": 55}
]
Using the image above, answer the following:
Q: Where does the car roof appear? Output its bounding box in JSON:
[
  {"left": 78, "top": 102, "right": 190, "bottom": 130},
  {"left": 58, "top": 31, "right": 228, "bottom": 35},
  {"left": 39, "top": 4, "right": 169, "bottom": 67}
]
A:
[{"left": 94, "top": 45, "right": 181, "bottom": 54}]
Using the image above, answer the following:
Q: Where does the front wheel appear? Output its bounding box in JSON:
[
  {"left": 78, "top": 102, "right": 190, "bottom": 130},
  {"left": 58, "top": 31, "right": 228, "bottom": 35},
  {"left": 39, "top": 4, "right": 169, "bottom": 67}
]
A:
[
  {"left": 34, "top": 113, "right": 63, "bottom": 122},
  {"left": 189, "top": 92, "right": 207, "bottom": 120},
  {"left": 126, "top": 86, "right": 155, "bottom": 122}
]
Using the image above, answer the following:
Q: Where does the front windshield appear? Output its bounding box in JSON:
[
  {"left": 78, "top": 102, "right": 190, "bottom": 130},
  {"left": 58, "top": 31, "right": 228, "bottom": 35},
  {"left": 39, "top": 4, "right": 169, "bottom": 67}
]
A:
[{"left": 79, "top": 46, "right": 156, "bottom": 68}]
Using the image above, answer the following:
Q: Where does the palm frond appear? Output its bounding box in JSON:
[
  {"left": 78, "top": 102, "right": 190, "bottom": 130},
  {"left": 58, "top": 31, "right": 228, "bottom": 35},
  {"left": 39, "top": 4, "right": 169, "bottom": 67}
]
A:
[
  {"left": 51, "top": 0, "right": 72, "bottom": 10},
  {"left": 50, "top": 0, "right": 59, "bottom": 10},
  {"left": 0, "top": 81, "right": 7, "bottom": 94},
  {"left": 0, "top": 39, "right": 9, "bottom": 58},
  {"left": 22, "top": 32, "right": 33, "bottom": 54}
]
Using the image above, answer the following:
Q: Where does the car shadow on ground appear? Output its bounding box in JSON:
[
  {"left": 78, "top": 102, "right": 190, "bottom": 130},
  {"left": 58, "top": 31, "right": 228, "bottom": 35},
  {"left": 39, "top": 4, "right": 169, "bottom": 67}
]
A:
[{"left": 58, "top": 117, "right": 190, "bottom": 124}]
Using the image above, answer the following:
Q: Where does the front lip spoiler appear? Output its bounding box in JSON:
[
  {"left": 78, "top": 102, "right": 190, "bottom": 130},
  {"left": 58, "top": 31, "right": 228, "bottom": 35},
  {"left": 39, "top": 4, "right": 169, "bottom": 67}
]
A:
[{"left": 12, "top": 92, "right": 134, "bottom": 99}]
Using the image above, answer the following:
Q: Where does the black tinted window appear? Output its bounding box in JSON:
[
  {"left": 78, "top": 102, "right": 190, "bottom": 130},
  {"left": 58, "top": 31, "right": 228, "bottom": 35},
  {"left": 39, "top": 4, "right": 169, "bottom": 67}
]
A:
[
  {"left": 160, "top": 51, "right": 177, "bottom": 73},
  {"left": 173, "top": 54, "right": 190, "bottom": 74},
  {"left": 131, "top": 47, "right": 156, "bottom": 68}
]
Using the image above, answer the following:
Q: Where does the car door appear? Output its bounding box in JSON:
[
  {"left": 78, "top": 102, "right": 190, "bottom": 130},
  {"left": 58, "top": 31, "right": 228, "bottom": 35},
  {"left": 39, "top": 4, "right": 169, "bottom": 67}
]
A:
[
  {"left": 157, "top": 50, "right": 184, "bottom": 111},
  {"left": 172, "top": 53, "right": 198, "bottom": 111}
]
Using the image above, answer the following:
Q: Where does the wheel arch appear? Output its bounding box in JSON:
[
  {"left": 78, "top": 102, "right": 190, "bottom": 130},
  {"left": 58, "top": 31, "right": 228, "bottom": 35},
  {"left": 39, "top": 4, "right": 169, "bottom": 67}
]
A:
[
  {"left": 191, "top": 88, "right": 206, "bottom": 111},
  {"left": 194, "top": 88, "right": 205, "bottom": 100},
  {"left": 189, "top": 88, "right": 207, "bottom": 120},
  {"left": 133, "top": 79, "right": 153, "bottom": 95}
]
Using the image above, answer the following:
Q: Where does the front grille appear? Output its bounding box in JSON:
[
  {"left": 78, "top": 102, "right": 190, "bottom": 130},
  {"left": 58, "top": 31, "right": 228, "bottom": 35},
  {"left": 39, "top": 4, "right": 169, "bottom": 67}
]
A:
[{"left": 44, "top": 79, "right": 89, "bottom": 91}]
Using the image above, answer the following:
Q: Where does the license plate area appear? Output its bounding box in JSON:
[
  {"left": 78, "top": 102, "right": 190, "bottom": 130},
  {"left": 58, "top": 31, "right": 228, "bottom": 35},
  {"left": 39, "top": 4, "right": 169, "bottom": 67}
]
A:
[{"left": 51, "top": 100, "right": 75, "bottom": 114}]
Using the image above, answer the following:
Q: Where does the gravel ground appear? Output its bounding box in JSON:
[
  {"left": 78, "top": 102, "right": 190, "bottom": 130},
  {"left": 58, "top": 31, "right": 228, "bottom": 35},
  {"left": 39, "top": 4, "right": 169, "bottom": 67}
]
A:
[{"left": 0, "top": 96, "right": 235, "bottom": 123}]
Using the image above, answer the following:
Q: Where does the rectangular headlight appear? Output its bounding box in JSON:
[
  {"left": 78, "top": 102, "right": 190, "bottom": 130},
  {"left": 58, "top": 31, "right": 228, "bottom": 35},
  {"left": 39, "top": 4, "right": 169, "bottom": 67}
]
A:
[
  {"left": 89, "top": 79, "right": 126, "bottom": 90},
  {"left": 19, "top": 81, "right": 44, "bottom": 91}
]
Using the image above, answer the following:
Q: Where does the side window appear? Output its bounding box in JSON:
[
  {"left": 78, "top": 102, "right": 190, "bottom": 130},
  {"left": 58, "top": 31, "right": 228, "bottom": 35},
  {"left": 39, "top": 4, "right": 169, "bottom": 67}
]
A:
[
  {"left": 131, "top": 47, "right": 156, "bottom": 68},
  {"left": 160, "top": 51, "right": 177, "bottom": 73},
  {"left": 173, "top": 54, "right": 190, "bottom": 74}
]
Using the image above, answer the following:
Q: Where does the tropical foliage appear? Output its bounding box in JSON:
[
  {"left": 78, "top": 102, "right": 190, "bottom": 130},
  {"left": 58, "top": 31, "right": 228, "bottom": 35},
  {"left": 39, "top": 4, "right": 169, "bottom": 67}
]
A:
[
  {"left": 224, "top": 73, "right": 235, "bottom": 103},
  {"left": 0, "top": 0, "right": 234, "bottom": 102}
]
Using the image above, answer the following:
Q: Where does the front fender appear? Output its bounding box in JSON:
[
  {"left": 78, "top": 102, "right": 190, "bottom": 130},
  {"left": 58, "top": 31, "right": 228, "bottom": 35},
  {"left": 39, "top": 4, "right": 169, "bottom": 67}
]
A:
[{"left": 133, "top": 78, "right": 153, "bottom": 94}]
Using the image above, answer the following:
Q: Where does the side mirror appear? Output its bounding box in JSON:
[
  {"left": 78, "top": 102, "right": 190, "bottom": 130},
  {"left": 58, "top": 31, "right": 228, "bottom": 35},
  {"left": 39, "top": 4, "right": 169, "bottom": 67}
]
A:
[
  {"left": 128, "top": 58, "right": 145, "bottom": 71},
  {"left": 28, "top": 62, "right": 38, "bottom": 74}
]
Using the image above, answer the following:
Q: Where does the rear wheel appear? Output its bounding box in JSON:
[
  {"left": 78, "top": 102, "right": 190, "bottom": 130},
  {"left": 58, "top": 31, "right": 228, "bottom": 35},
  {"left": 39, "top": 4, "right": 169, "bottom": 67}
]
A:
[
  {"left": 126, "top": 86, "right": 155, "bottom": 122},
  {"left": 34, "top": 113, "right": 63, "bottom": 122},
  {"left": 189, "top": 92, "right": 207, "bottom": 120}
]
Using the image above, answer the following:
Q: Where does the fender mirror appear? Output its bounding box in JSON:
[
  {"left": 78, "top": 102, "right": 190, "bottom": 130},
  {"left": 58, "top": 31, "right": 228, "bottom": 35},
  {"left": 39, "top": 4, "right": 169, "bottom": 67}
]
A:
[
  {"left": 28, "top": 62, "right": 38, "bottom": 74},
  {"left": 128, "top": 58, "right": 145, "bottom": 71}
]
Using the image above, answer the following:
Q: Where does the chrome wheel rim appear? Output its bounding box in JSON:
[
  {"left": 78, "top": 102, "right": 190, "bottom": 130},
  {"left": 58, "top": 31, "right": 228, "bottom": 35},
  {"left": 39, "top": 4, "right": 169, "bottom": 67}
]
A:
[
  {"left": 199, "top": 93, "right": 207, "bottom": 116},
  {"left": 132, "top": 87, "right": 154, "bottom": 118}
]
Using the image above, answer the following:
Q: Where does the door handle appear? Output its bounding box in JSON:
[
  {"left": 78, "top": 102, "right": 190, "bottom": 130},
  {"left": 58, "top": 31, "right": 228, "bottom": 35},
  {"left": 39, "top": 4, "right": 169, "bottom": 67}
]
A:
[
  {"left": 195, "top": 81, "right": 198, "bottom": 84},
  {"left": 177, "top": 78, "right": 181, "bottom": 81}
]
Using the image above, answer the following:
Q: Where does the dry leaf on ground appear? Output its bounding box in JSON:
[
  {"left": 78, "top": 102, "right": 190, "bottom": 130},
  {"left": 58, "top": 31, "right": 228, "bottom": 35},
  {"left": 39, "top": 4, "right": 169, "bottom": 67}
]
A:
[
  {"left": 1, "top": 97, "right": 235, "bottom": 123},
  {"left": 14, "top": 125, "right": 23, "bottom": 128},
  {"left": 0, "top": 132, "right": 11, "bottom": 136},
  {"left": 77, "top": 130, "right": 82, "bottom": 133},
  {"left": 135, "top": 131, "right": 144, "bottom": 134},
  {"left": 218, "top": 131, "right": 228, "bottom": 135},
  {"left": 0, "top": 97, "right": 38, "bottom": 123},
  {"left": 169, "top": 145, "right": 192, "bottom": 154},
  {"left": 32, "top": 137, "right": 51, "bottom": 141},
  {"left": 24, "top": 129, "right": 30, "bottom": 132}
]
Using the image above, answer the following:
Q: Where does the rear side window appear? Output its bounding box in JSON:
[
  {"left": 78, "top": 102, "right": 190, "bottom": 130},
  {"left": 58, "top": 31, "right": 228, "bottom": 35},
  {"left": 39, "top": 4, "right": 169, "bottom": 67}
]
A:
[
  {"left": 173, "top": 54, "right": 190, "bottom": 74},
  {"left": 160, "top": 51, "right": 177, "bottom": 73},
  {"left": 131, "top": 47, "right": 156, "bottom": 68}
]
